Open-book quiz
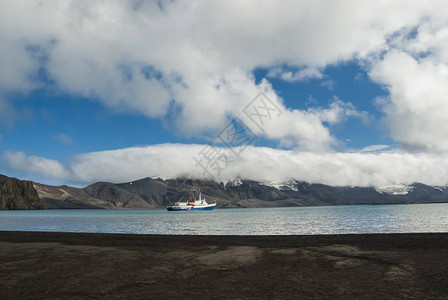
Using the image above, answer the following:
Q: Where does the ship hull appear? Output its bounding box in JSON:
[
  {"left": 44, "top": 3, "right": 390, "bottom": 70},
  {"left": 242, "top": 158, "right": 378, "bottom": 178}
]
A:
[{"left": 167, "top": 204, "right": 216, "bottom": 211}]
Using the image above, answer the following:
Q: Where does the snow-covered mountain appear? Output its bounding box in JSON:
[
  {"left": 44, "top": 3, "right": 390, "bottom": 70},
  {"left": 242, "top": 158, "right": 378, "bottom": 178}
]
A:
[{"left": 28, "top": 175, "right": 448, "bottom": 209}]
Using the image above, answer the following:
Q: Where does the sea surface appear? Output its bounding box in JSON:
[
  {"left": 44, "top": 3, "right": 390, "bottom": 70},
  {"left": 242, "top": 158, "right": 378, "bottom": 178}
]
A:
[{"left": 1, "top": 203, "right": 448, "bottom": 235}]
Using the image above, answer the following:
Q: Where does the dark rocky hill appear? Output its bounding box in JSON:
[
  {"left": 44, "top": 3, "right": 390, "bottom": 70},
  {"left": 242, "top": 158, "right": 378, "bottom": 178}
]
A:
[{"left": 0, "top": 174, "right": 46, "bottom": 210}]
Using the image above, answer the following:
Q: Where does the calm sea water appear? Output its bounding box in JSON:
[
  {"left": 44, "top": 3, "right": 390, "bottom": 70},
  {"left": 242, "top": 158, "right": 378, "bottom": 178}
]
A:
[{"left": 1, "top": 203, "right": 448, "bottom": 235}]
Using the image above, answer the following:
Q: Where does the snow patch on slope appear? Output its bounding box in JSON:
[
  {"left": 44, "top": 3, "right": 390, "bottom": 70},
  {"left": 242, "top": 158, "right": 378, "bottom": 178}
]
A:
[
  {"left": 232, "top": 178, "right": 243, "bottom": 186},
  {"left": 261, "top": 179, "right": 298, "bottom": 192},
  {"left": 375, "top": 184, "right": 414, "bottom": 195}
]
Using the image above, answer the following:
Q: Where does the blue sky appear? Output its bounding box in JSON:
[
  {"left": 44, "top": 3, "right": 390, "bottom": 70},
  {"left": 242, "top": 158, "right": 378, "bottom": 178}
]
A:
[
  {"left": 2, "top": 63, "right": 388, "bottom": 163},
  {"left": 1, "top": 1, "right": 448, "bottom": 187},
  {"left": 254, "top": 63, "right": 393, "bottom": 150}
]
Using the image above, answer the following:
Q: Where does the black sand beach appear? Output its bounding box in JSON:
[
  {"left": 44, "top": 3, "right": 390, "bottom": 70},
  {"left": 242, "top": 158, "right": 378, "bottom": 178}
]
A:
[{"left": 1, "top": 232, "right": 448, "bottom": 299}]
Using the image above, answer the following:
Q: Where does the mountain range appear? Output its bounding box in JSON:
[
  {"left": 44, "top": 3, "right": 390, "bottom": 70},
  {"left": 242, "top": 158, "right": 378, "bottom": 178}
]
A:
[{"left": 1, "top": 173, "right": 448, "bottom": 210}]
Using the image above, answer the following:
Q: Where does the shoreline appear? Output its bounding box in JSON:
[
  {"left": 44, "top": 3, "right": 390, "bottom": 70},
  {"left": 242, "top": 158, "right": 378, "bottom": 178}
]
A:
[
  {"left": 1, "top": 232, "right": 448, "bottom": 299},
  {"left": 3, "top": 200, "right": 448, "bottom": 211}
]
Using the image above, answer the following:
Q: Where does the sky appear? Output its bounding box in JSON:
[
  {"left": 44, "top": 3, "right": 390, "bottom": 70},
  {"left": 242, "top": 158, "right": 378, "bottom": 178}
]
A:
[{"left": 1, "top": 0, "right": 448, "bottom": 187}]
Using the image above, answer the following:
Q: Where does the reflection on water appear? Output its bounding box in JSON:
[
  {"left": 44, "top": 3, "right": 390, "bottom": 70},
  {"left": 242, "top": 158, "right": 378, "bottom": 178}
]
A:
[{"left": 1, "top": 203, "right": 448, "bottom": 235}]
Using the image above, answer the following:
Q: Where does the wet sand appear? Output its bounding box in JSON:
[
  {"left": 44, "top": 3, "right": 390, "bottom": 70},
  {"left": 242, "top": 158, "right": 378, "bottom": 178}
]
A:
[{"left": 1, "top": 231, "right": 448, "bottom": 299}]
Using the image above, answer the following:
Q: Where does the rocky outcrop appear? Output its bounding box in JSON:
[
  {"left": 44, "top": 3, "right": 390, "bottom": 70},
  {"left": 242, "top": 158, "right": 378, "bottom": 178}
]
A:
[{"left": 0, "top": 174, "right": 46, "bottom": 210}]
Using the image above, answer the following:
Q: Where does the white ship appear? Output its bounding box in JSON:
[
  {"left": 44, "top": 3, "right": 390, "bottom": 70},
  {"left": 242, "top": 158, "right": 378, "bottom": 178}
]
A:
[{"left": 166, "top": 191, "right": 216, "bottom": 211}]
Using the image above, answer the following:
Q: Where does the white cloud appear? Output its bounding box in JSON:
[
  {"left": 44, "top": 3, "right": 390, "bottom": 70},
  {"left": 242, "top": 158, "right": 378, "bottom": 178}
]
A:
[
  {"left": 236, "top": 93, "right": 366, "bottom": 150},
  {"left": 4, "top": 144, "right": 448, "bottom": 188},
  {"left": 310, "top": 98, "right": 369, "bottom": 126},
  {"left": 320, "top": 80, "right": 335, "bottom": 90},
  {"left": 267, "top": 67, "right": 323, "bottom": 82},
  {"left": 366, "top": 7, "right": 448, "bottom": 152},
  {"left": 370, "top": 51, "right": 448, "bottom": 152},
  {"left": 3, "top": 151, "right": 70, "bottom": 179},
  {"left": 359, "top": 145, "right": 392, "bottom": 153},
  {"left": 2, "top": 0, "right": 447, "bottom": 151}
]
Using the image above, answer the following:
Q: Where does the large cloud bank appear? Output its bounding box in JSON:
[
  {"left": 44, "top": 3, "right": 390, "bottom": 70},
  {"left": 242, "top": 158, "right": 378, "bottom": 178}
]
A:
[
  {"left": 3, "top": 144, "right": 448, "bottom": 188},
  {"left": 1, "top": 1, "right": 448, "bottom": 185}
]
